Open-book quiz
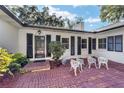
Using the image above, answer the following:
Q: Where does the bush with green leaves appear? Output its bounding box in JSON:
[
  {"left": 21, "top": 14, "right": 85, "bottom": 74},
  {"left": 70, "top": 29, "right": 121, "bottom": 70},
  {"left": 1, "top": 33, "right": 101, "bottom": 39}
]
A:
[
  {"left": 8, "top": 62, "right": 21, "bottom": 74},
  {"left": 0, "top": 48, "right": 29, "bottom": 75},
  {"left": 48, "top": 41, "right": 65, "bottom": 60},
  {"left": 12, "top": 53, "right": 29, "bottom": 67},
  {"left": 0, "top": 48, "right": 13, "bottom": 73}
]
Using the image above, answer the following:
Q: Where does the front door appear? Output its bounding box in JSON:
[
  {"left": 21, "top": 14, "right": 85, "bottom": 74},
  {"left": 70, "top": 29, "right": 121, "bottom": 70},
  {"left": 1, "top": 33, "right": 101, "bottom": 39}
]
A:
[{"left": 35, "top": 36, "right": 45, "bottom": 58}]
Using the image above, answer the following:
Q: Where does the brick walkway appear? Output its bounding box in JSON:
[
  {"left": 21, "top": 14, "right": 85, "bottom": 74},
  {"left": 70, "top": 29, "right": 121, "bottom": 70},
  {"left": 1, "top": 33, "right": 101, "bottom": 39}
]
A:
[{"left": 0, "top": 60, "right": 124, "bottom": 88}]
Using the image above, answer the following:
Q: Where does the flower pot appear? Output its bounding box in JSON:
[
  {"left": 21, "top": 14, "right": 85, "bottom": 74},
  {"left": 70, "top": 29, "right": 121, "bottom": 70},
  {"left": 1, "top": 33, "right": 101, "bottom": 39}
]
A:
[
  {"left": 56, "top": 60, "right": 62, "bottom": 67},
  {"left": 49, "top": 60, "right": 55, "bottom": 69}
]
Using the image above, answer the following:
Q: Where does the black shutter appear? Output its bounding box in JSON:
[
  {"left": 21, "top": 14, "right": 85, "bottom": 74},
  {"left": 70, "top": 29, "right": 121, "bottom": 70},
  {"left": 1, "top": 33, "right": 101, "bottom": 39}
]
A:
[
  {"left": 88, "top": 37, "right": 92, "bottom": 54},
  {"left": 46, "top": 35, "right": 51, "bottom": 57},
  {"left": 27, "top": 33, "right": 33, "bottom": 58},
  {"left": 71, "top": 36, "right": 75, "bottom": 55},
  {"left": 77, "top": 37, "right": 81, "bottom": 55},
  {"left": 56, "top": 35, "right": 61, "bottom": 42}
]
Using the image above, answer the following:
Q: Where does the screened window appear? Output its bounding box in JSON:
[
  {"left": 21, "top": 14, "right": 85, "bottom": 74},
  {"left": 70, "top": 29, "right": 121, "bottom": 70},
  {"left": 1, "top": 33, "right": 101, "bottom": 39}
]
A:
[
  {"left": 115, "top": 35, "right": 123, "bottom": 52},
  {"left": 82, "top": 39, "right": 87, "bottom": 48},
  {"left": 56, "top": 35, "right": 61, "bottom": 42},
  {"left": 92, "top": 38, "right": 96, "bottom": 50},
  {"left": 108, "top": 36, "right": 114, "bottom": 51},
  {"left": 62, "top": 38, "right": 69, "bottom": 49},
  {"left": 98, "top": 38, "right": 106, "bottom": 49}
]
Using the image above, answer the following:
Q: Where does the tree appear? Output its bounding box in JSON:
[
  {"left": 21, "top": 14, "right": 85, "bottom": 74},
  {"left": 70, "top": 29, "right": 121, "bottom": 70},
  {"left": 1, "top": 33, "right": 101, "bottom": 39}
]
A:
[
  {"left": 100, "top": 5, "right": 124, "bottom": 23},
  {"left": 6, "top": 5, "right": 65, "bottom": 27},
  {"left": 65, "top": 16, "right": 83, "bottom": 29},
  {"left": 6, "top": 5, "right": 83, "bottom": 28},
  {"left": 75, "top": 16, "right": 83, "bottom": 24}
]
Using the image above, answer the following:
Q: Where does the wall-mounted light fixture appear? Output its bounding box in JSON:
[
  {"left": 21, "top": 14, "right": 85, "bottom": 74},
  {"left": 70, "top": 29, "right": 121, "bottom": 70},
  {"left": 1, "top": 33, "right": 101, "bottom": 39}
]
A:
[{"left": 37, "top": 29, "right": 41, "bottom": 35}]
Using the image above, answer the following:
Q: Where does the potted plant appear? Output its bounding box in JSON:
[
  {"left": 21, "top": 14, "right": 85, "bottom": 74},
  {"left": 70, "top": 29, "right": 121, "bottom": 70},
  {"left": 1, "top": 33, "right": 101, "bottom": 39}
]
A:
[{"left": 48, "top": 41, "right": 65, "bottom": 69}]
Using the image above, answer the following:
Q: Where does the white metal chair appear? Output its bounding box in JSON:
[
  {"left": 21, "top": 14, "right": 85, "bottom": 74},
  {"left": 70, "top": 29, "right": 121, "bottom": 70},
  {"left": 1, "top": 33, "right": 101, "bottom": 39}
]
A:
[
  {"left": 76, "top": 58, "right": 85, "bottom": 71},
  {"left": 70, "top": 59, "right": 80, "bottom": 76},
  {"left": 87, "top": 56, "right": 97, "bottom": 69},
  {"left": 61, "top": 57, "right": 67, "bottom": 65},
  {"left": 98, "top": 57, "right": 109, "bottom": 70}
]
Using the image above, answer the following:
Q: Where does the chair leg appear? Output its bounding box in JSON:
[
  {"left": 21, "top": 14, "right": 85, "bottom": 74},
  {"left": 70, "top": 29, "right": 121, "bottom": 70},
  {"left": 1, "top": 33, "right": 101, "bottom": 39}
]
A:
[
  {"left": 99, "top": 63, "right": 101, "bottom": 69},
  {"left": 95, "top": 63, "right": 97, "bottom": 69},
  {"left": 88, "top": 64, "right": 91, "bottom": 69},
  {"left": 106, "top": 63, "right": 109, "bottom": 70},
  {"left": 80, "top": 65, "right": 83, "bottom": 72},
  {"left": 74, "top": 68, "right": 77, "bottom": 76}
]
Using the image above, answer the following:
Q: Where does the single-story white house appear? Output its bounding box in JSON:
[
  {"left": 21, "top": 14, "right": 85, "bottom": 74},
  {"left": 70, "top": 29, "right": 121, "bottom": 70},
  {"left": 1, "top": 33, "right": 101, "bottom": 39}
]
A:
[{"left": 0, "top": 5, "right": 124, "bottom": 64}]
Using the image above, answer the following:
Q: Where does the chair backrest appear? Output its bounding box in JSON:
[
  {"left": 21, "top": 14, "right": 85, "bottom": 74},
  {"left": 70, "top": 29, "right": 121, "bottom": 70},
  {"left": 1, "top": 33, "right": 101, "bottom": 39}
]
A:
[
  {"left": 87, "top": 56, "right": 93, "bottom": 62},
  {"left": 70, "top": 59, "right": 79, "bottom": 68},
  {"left": 98, "top": 57, "right": 108, "bottom": 63},
  {"left": 61, "top": 57, "right": 67, "bottom": 65},
  {"left": 76, "top": 58, "right": 84, "bottom": 65}
]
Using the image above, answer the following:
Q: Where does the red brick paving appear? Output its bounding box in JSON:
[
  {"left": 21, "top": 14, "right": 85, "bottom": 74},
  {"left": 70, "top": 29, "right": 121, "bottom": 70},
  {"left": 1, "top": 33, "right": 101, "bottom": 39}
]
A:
[
  {"left": 23, "top": 61, "right": 50, "bottom": 72},
  {"left": 0, "top": 60, "right": 124, "bottom": 88}
]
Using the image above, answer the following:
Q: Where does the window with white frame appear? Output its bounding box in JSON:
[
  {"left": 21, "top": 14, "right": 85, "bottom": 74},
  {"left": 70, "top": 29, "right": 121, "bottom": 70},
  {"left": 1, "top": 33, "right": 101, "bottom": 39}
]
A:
[
  {"left": 98, "top": 38, "right": 106, "bottom": 49},
  {"left": 115, "top": 35, "right": 123, "bottom": 52},
  {"left": 62, "top": 38, "right": 69, "bottom": 49},
  {"left": 82, "top": 39, "right": 87, "bottom": 48},
  {"left": 92, "top": 38, "right": 96, "bottom": 50},
  {"left": 108, "top": 35, "right": 123, "bottom": 52},
  {"left": 108, "top": 36, "right": 114, "bottom": 51}
]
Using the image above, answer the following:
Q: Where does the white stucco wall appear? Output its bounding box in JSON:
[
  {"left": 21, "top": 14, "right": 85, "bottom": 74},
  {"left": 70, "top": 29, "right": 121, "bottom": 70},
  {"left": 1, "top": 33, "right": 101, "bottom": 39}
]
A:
[
  {"left": 93, "top": 27, "right": 124, "bottom": 64},
  {"left": 18, "top": 28, "right": 94, "bottom": 61},
  {"left": 0, "top": 19, "right": 19, "bottom": 53},
  {"left": 18, "top": 27, "right": 124, "bottom": 64}
]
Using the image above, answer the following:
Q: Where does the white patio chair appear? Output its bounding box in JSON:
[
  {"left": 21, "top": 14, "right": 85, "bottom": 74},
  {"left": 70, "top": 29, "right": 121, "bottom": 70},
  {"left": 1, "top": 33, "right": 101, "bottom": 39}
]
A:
[
  {"left": 61, "top": 57, "right": 67, "bottom": 65},
  {"left": 76, "top": 58, "right": 85, "bottom": 71},
  {"left": 98, "top": 57, "right": 109, "bottom": 70},
  {"left": 70, "top": 59, "right": 80, "bottom": 76},
  {"left": 87, "top": 56, "right": 97, "bottom": 69}
]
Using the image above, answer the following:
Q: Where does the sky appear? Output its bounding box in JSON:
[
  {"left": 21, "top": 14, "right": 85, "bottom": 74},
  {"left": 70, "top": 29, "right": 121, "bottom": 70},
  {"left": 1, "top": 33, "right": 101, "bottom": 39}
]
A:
[{"left": 37, "top": 5, "right": 109, "bottom": 31}]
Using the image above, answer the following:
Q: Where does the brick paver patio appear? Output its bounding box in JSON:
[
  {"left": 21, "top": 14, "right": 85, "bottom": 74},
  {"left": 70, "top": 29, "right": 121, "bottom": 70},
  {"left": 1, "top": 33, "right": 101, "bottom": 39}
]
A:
[{"left": 0, "top": 60, "right": 124, "bottom": 88}]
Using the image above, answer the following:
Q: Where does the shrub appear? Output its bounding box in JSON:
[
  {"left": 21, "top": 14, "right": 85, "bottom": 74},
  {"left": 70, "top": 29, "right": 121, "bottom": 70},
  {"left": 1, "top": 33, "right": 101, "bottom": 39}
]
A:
[
  {"left": 0, "top": 48, "right": 29, "bottom": 75},
  {"left": 8, "top": 63, "right": 21, "bottom": 74},
  {"left": 48, "top": 41, "right": 65, "bottom": 60},
  {"left": 12, "top": 53, "right": 29, "bottom": 67},
  {"left": 0, "top": 48, "right": 13, "bottom": 73}
]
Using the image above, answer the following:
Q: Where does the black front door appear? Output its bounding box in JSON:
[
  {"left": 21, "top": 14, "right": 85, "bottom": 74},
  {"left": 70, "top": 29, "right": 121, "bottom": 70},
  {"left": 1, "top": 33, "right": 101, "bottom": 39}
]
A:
[{"left": 88, "top": 37, "right": 92, "bottom": 54}]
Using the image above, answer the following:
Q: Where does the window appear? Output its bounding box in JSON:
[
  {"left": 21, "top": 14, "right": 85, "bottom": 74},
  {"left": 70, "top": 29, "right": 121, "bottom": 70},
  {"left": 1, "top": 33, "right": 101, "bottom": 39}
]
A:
[
  {"left": 82, "top": 39, "right": 87, "bottom": 48},
  {"left": 56, "top": 35, "right": 61, "bottom": 42},
  {"left": 92, "top": 38, "right": 96, "bottom": 50},
  {"left": 62, "top": 38, "right": 69, "bottom": 49},
  {"left": 108, "top": 36, "right": 114, "bottom": 51},
  {"left": 115, "top": 35, "right": 123, "bottom": 52},
  {"left": 98, "top": 38, "right": 106, "bottom": 49}
]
